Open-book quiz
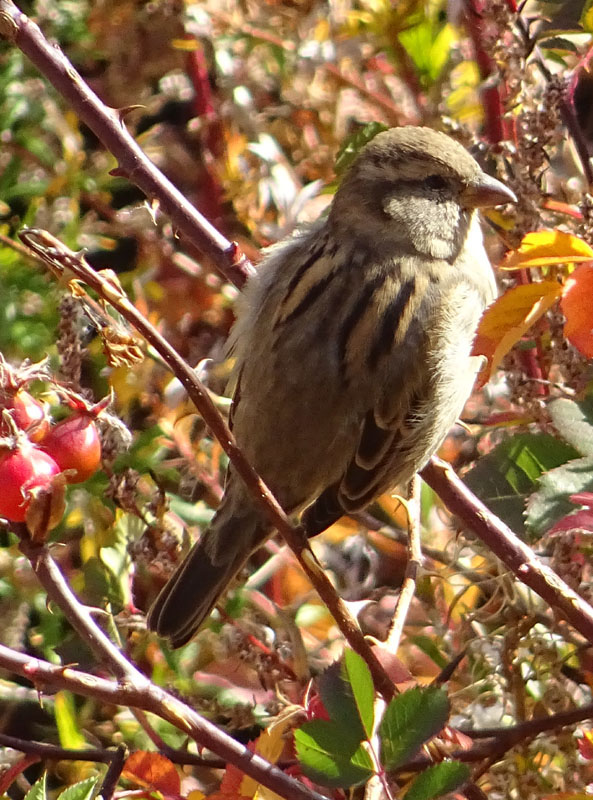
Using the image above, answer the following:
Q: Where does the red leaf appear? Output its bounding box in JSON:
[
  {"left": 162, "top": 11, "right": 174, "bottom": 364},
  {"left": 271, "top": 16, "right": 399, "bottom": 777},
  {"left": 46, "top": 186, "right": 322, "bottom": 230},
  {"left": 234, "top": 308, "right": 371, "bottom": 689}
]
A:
[{"left": 122, "top": 751, "right": 181, "bottom": 797}]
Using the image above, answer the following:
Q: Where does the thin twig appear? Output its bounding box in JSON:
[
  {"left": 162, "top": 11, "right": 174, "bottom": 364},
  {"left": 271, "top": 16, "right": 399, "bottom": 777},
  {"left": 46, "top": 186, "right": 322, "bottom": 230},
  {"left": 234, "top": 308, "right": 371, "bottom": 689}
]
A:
[
  {"left": 18, "top": 536, "right": 146, "bottom": 683},
  {"left": 0, "top": 732, "right": 118, "bottom": 763},
  {"left": 384, "top": 477, "right": 422, "bottom": 654},
  {"left": 99, "top": 746, "right": 128, "bottom": 800}
]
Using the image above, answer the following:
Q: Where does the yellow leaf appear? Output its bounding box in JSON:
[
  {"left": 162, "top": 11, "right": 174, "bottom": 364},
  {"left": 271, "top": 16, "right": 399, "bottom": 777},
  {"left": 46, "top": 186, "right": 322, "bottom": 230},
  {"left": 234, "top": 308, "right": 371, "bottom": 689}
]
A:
[
  {"left": 55, "top": 691, "right": 87, "bottom": 750},
  {"left": 240, "top": 721, "right": 292, "bottom": 800},
  {"left": 500, "top": 230, "right": 593, "bottom": 270},
  {"left": 472, "top": 281, "right": 562, "bottom": 385}
]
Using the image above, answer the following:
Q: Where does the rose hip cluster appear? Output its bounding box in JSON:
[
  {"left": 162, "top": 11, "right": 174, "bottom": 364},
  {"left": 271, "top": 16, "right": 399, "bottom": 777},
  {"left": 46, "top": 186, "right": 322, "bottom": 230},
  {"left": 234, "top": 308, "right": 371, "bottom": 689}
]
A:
[{"left": 0, "top": 376, "right": 102, "bottom": 525}]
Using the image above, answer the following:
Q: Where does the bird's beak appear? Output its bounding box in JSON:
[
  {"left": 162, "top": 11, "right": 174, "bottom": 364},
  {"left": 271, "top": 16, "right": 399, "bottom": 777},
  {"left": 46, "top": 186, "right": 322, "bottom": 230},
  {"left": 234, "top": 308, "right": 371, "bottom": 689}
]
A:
[{"left": 461, "top": 173, "right": 517, "bottom": 208}]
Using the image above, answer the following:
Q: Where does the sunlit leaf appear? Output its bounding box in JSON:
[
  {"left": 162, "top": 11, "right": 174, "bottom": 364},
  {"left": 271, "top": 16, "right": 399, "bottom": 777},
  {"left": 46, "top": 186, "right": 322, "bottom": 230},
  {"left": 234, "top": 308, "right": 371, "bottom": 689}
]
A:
[
  {"left": 55, "top": 691, "right": 87, "bottom": 750},
  {"left": 500, "top": 230, "right": 593, "bottom": 269},
  {"left": 240, "top": 721, "right": 291, "bottom": 800},
  {"left": 24, "top": 775, "right": 47, "bottom": 800},
  {"left": 343, "top": 649, "right": 375, "bottom": 738},
  {"left": 580, "top": 0, "right": 593, "bottom": 33},
  {"left": 317, "top": 660, "right": 366, "bottom": 746},
  {"left": 57, "top": 778, "right": 99, "bottom": 800},
  {"left": 122, "top": 751, "right": 181, "bottom": 796},
  {"left": 548, "top": 398, "right": 593, "bottom": 457},
  {"left": 294, "top": 720, "right": 373, "bottom": 788},
  {"left": 472, "top": 281, "right": 562, "bottom": 385},
  {"left": 561, "top": 263, "right": 593, "bottom": 357}
]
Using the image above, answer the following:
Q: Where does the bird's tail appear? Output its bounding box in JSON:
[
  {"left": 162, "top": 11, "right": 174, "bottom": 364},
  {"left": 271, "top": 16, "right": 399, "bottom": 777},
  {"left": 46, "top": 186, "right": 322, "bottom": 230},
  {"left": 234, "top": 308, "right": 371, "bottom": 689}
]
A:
[{"left": 147, "top": 502, "right": 266, "bottom": 647}]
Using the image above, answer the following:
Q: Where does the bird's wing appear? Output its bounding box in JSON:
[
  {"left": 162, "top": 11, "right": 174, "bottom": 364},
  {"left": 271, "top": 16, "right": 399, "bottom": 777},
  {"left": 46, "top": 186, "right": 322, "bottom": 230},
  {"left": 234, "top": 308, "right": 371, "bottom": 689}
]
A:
[{"left": 302, "top": 330, "right": 431, "bottom": 537}]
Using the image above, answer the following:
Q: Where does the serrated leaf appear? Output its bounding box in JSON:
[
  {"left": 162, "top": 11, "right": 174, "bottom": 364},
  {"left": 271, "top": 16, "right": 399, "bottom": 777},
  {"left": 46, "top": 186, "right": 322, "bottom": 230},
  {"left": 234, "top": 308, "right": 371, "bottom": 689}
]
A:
[
  {"left": 317, "top": 660, "right": 365, "bottom": 746},
  {"left": 464, "top": 433, "right": 578, "bottom": 536},
  {"left": 403, "top": 761, "right": 469, "bottom": 800},
  {"left": 343, "top": 649, "right": 375, "bottom": 738},
  {"left": 24, "top": 775, "right": 47, "bottom": 800},
  {"left": 548, "top": 397, "right": 593, "bottom": 456},
  {"left": 294, "top": 720, "right": 373, "bottom": 789},
  {"left": 526, "top": 456, "right": 593, "bottom": 536},
  {"left": 379, "top": 687, "right": 449, "bottom": 770},
  {"left": 57, "top": 778, "right": 99, "bottom": 800}
]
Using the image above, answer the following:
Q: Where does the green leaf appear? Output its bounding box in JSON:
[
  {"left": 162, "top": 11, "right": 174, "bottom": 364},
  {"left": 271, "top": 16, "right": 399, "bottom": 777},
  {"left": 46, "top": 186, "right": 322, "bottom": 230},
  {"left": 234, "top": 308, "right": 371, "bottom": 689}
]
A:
[
  {"left": 403, "top": 761, "right": 469, "bottom": 800},
  {"left": 343, "top": 649, "right": 375, "bottom": 738},
  {"left": 398, "top": 20, "right": 455, "bottom": 85},
  {"left": 379, "top": 686, "right": 449, "bottom": 770},
  {"left": 167, "top": 495, "right": 217, "bottom": 526},
  {"left": 537, "top": 35, "right": 579, "bottom": 53},
  {"left": 580, "top": 0, "right": 593, "bottom": 32},
  {"left": 24, "top": 775, "right": 47, "bottom": 800},
  {"left": 548, "top": 397, "right": 593, "bottom": 456},
  {"left": 317, "top": 660, "right": 365, "bottom": 746},
  {"left": 334, "top": 123, "right": 389, "bottom": 176},
  {"left": 55, "top": 691, "right": 87, "bottom": 749},
  {"left": 57, "top": 778, "right": 99, "bottom": 800},
  {"left": 294, "top": 720, "right": 374, "bottom": 788},
  {"left": 526, "top": 456, "right": 593, "bottom": 536},
  {"left": 409, "top": 636, "right": 448, "bottom": 670},
  {"left": 464, "top": 433, "right": 579, "bottom": 535}
]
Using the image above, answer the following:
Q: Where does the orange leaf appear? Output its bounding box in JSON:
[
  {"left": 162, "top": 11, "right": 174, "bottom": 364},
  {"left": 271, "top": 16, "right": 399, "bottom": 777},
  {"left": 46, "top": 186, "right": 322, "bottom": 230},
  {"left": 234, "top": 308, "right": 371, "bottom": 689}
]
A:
[
  {"left": 500, "top": 230, "right": 593, "bottom": 269},
  {"left": 122, "top": 751, "right": 181, "bottom": 797},
  {"left": 472, "top": 281, "right": 562, "bottom": 386},
  {"left": 561, "top": 263, "right": 593, "bottom": 357}
]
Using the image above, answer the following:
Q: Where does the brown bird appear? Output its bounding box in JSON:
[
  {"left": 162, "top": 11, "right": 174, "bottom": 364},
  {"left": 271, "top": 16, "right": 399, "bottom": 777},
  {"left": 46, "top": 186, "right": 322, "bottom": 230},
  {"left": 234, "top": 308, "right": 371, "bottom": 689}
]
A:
[{"left": 148, "top": 126, "right": 516, "bottom": 647}]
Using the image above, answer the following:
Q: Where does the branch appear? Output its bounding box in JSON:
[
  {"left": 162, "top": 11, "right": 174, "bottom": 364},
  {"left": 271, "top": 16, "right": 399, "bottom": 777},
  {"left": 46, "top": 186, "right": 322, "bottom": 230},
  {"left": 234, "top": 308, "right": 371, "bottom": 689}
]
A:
[
  {"left": 0, "top": 643, "right": 327, "bottom": 800},
  {"left": 421, "top": 458, "right": 593, "bottom": 645},
  {"left": 18, "top": 534, "right": 147, "bottom": 683},
  {"left": 0, "top": 732, "right": 119, "bottom": 764}
]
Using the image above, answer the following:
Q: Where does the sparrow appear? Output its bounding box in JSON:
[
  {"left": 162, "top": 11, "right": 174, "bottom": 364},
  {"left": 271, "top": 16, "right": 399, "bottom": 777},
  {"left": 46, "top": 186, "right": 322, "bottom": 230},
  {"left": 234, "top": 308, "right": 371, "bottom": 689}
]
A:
[{"left": 148, "top": 126, "right": 516, "bottom": 647}]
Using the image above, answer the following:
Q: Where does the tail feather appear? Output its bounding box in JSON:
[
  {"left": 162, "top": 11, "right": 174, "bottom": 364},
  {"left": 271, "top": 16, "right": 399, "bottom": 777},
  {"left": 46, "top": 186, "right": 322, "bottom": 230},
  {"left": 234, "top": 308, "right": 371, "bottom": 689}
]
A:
[
  {"left": 147, "top": 505, "right": 266, "bottom": 647},
  {"left": 301, "top": 484, "right": 345, "bottom": 537}
]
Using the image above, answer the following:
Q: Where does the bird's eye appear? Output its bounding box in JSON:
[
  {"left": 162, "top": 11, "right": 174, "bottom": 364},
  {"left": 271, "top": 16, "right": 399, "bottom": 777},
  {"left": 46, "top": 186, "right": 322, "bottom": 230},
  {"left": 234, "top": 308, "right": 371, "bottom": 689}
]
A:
[{"left": 424, "top": 175, "right": 448, "bottom": 191}]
